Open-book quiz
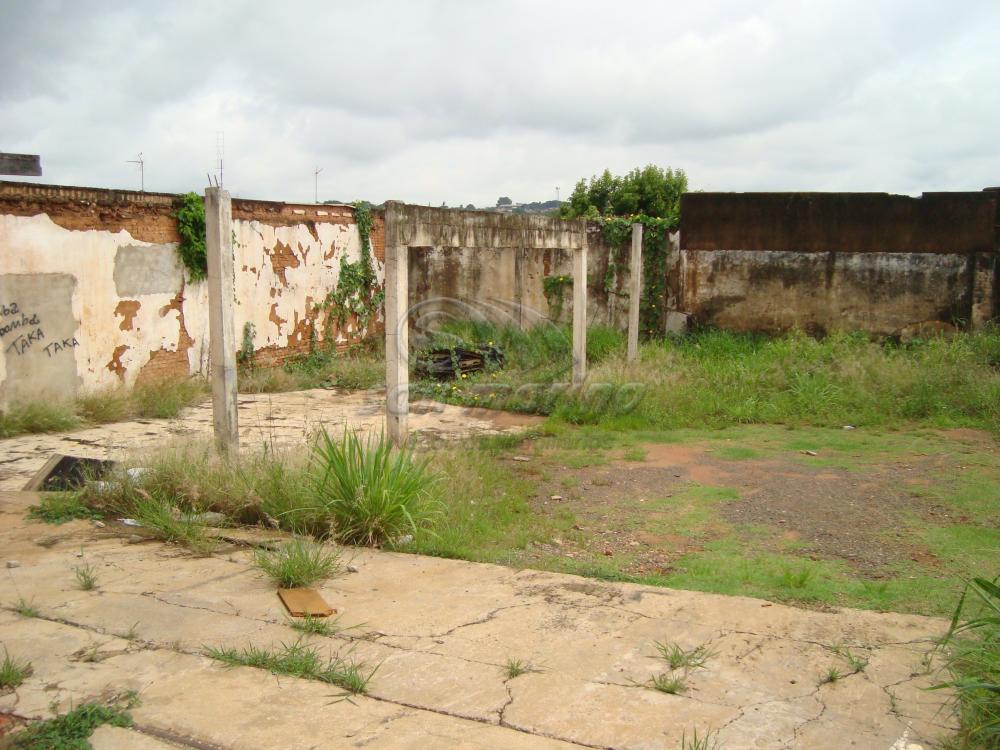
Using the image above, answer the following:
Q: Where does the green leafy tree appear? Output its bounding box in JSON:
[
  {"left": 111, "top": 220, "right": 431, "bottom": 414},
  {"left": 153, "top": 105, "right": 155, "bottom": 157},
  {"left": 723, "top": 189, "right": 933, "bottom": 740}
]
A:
[
  {"left": 561, "top": 165, "right": 687, "bottom": 222},
  {"left": 496, "top": 196, "right": 512, "bottom": 207}
]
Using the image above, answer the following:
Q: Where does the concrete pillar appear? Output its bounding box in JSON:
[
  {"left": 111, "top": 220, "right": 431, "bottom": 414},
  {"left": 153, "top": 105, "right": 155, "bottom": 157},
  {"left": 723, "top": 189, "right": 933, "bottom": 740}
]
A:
[
  {"left": 204, "top": 187, "right": 239, "bottom": 457},
  {"left": 384, "top": 201, "right": 409, "bottom": 445},
  {"left": 970, "top": 252, "right": 997, "bottom": 330},
  {"left": 627, "top": 223, "right": 643, "bottom": 362},
  {"left": 572, "top": 223, "right": 588, "bottom": 385}
]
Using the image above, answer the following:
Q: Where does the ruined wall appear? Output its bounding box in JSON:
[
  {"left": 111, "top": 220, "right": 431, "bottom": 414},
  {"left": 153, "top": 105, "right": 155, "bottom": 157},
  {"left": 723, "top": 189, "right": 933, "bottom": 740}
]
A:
[
  {"left": 0, "top": 182, "right": 380, "bottom": 405},
  {"left": 395, "top": 207, "right": 611, "bottom": 342},
  {"left": 397, "top": 208, "right": 629, "bottom": 341},
  {"left": 676, "top": 191, "right": 999, "bottom": 336}
]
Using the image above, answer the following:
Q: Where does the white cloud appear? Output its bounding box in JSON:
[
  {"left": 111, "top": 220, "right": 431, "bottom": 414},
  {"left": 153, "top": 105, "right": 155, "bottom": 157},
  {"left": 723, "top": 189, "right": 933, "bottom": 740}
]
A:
[{"left": 1, "top": 0, "right": 998, "bottom": 205}]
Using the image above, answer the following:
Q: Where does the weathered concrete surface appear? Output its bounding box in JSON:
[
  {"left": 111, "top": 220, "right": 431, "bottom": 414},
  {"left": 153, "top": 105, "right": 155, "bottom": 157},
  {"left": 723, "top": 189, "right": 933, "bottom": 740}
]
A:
[
  {"left": 0, "top": 490, "right": 952, "bottom": 749},
  {"left": 0, "top": 388, "right": 544, "bottom": 491}
]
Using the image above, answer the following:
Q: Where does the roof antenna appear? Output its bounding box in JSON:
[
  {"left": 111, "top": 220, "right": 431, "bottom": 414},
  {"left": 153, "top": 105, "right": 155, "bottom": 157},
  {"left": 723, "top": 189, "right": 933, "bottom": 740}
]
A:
[
  {"left": 127, "top": 152, "right": 145, "bottom": 192},
  {"left": 216, "top": 131, "right": 225, "bottom": 188}
]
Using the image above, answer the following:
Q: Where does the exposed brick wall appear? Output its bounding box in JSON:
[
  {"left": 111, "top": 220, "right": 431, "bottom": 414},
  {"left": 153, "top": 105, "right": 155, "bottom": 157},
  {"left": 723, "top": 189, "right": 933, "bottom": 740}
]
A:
[{"left": 0, "top": 182, "right": 180, "bottom": 244}]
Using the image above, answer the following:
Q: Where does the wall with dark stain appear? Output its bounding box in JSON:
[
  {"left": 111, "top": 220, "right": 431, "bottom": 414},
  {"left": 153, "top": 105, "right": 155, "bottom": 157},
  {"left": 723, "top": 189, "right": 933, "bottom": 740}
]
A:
[{"left": 677, "top": 191, "right": 999, "bottom": 336}]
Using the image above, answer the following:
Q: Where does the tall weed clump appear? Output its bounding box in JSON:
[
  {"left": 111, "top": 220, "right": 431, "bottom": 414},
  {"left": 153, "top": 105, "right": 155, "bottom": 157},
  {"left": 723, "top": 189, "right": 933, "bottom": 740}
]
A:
[
  {"left": 934, "top": 577, "right": 1000, "bottom": 749},
  {"left": 311, "top": 429, "right": 440, "bottom": 546}
]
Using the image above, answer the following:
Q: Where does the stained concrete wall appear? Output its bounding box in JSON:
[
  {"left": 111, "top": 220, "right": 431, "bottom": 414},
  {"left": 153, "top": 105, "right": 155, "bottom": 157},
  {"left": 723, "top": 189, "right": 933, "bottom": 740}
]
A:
[
  {"left": 0, "top": 182, "right": 381, "bottom": 406},
  {"left": 676, "top": 191, "right": 999, "bottom": 336},
  {"left": 396, "top": 206, "right": 607, "bottom": 343}
]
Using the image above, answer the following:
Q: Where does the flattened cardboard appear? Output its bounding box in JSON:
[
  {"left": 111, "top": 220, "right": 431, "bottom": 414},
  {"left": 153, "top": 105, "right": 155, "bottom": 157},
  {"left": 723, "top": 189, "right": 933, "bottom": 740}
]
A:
[{"left": 277, "top": 587, "right": 335, "bottom": 617}]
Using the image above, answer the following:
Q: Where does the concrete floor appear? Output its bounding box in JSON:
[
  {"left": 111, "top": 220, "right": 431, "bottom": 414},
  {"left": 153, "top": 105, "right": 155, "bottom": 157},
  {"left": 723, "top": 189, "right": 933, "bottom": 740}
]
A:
[
  {"left": 0, "top": 490, "right": 951, "bottom": 749},
  {"left": 0, "top": 387, "right": 544, "bottom": 491}
]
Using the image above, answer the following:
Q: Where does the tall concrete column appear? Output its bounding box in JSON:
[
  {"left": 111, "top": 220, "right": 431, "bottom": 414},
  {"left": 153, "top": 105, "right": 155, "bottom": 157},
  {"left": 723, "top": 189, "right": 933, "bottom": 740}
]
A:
[
  {"left": 384, "top": 201, "right": 409, "bottom": 445},
  {"left": 627, "top": 222, "right": 643, "bottom": 362},
  {"left": 572, "top": 223, "right": 588, "bottom": 385},
  {"left": 204, "top": 187, "right": 239, "bottom": 457}
]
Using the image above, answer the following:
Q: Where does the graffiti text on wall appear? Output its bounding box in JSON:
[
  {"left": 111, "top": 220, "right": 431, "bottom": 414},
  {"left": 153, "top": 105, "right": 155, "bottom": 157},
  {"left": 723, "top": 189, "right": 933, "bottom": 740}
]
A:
[{"left": 0, "top": 301, "right": 77, "bottom": 358}]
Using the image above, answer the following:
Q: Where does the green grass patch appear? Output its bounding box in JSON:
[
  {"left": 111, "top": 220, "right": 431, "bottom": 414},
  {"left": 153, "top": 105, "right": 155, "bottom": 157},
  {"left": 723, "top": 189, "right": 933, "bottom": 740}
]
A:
[
  {"left": 27, "top": 493, "right": 101, "bottom": 525},
  {"left": 204, "top": 639, "right": 375, "bottom": 695},
  {"left": 414, "top": 323, "right": 1000, "bottom": 433},
  {"left": 0, "top": 401, "right": 80, "bottom": 438},
  {"left": 6, "top": 692, "right": 138, "bottom": 748},
  {"left": 0, "top": 648, "right": 32, "bottom": 689},
  {"left": 254, "top": 539, "right": 342, "bottom": 588}
]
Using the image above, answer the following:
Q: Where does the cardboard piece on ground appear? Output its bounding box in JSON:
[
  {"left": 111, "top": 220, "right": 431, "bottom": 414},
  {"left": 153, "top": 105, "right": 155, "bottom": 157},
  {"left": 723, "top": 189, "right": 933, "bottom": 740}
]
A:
[{"left": 277, "top": 587, "right": 335, "bottom": 617}]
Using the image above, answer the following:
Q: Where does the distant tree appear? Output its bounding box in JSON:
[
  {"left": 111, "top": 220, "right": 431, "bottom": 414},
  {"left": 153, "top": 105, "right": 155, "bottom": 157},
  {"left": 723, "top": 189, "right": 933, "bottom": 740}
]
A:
[
  {"left": 560, "top": 165, "right": 687, "bottom": 221},
  {"left": 465, "top": 203, "right": 476, "bottom": 210},
  {"left": 496, "top": 196, "right": 512, "bottom": 206}
]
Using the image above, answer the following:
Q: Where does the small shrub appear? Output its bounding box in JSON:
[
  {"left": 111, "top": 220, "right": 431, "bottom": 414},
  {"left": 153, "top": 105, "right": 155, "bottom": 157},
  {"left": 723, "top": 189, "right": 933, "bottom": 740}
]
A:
[
  {"left": 0, "top": 648, "right": 32, "bottom": 689},
  {"left": 654, "top": 641, "right": 714, "bottom": 671},
  {"left": 129, "top": 495, "right": 215, "bottom": 554},
  {"left": 650, "top": 672, "right": 686, "bottom": 694},
  {"left": 503, "top": 658, "right": 537, "bottom": 679},
  {"left": 13, "top": 598, "right": 39, "bottom": 618},
  {"left": 311, "top": 429, "right": 441, "bottom": 546},
  {"left": 74, "top": 564, "right": 98, "bottom": 591},
  {"left": 254, "top": 539, "right": 342, "bottom": 588}
]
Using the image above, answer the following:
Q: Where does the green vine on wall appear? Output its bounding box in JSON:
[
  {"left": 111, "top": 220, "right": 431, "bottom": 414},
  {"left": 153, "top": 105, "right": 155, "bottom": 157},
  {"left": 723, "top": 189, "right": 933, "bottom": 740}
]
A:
[
  {"left": 320, "top": 201, "right": 384, "bottom": 336},
  {"left": 175, "top": 192, "right": 207, "bottom": 281},
  {"left": 599, "top": 215, "right": 676, "bottom": 337},
  {"left": 542, "top": 274, "right": 573, "bottom": 320}
]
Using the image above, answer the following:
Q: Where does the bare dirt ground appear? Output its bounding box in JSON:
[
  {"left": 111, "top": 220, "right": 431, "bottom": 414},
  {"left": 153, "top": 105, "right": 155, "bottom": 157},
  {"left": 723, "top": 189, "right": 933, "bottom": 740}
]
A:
[
  {"left": 0, "top": 490, "right": 948, "bottom": 749},
  {"left": 516, "top": 428, "right": 995, "bottom": 598},
  {"left": 0, "top": 388, "right": 543, "bottom": 491}
]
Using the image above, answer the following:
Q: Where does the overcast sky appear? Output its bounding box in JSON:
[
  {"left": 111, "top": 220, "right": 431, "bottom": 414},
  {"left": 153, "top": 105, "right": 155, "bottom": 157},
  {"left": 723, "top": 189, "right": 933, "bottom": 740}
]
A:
[{"left": 2, "top": 1, "right": 998, "bottom": 206}]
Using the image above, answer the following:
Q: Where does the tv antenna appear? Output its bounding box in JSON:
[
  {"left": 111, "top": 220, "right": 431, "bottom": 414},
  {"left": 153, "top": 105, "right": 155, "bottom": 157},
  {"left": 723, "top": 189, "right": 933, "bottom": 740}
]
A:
[
  {"left": 127, "top": 153, "right": 145, "bottom": 192},
  {"left": 216, "top": 131, "right": 225, "bottom": 187},
  {"left": 314, "top": 166, "right": 323, "bottom": 204}
]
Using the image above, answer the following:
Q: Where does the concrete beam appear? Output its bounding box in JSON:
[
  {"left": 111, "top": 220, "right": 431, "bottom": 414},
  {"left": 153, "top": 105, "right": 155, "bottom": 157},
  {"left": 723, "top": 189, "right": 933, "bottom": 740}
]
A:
[
  {"left": 572, "top": 223, "right": 588, "bottom": 385},
  {"left": 205, "top": 187, "right": 239, "bottom": 457},
  {"left": 627, "top": 223, "right": 643, "bottom": 361},
  {"left": 384, "top": 201, "right": 409, "bottom": 446}
]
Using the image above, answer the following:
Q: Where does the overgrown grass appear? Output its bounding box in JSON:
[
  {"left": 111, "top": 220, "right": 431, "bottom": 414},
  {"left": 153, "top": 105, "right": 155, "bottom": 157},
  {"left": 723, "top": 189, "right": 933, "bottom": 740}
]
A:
[
  {"left": 204, "top": 639, "right": 375, "bottom": 694},
  {"left": 0, "top": 648, "right": 32, "bottom": 689},
  {"left": 311, "top": 429, "right": 441, "bottom": 546},
  {"left": 414, "top": 323, "right": 1000, "bottom": 433},
  {"left": 654, "top": 641, "right": 714, "bottom": 671},
  {"left": 0, "top": 401, "right": 80, "bottom": 438},
  {"left": 27, "top": 493, "right": 101, "bottom": 524},
  {"left": 254, "top": 539, "right": 342, "bottom": 588},
  {"left": 6, "top": 692, "right": 138, "bottom": 749},
  {"left": 239, "top": 341, "right": 384, "bottom": 394},
  {"left": 0, "top": 377, "right": 207, "bottom": 440},
  {"left": 935, "top": 577, "right": 1000, "bottom": 749}
]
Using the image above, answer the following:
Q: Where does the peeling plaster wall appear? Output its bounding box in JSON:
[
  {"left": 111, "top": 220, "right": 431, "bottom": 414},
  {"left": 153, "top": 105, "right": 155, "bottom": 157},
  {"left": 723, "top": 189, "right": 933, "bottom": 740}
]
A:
[{"left": 0, "top": 183, "right": 379, "bottom": 406}]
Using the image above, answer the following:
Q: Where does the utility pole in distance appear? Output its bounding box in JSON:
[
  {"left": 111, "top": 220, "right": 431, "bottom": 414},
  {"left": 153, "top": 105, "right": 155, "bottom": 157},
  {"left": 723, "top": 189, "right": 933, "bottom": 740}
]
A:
[
  {"left": 314, "top": 166, "right": 323, "bottom": 203},
  {"left": 127, "top": 153, "right": 145, "bottom": 192}
]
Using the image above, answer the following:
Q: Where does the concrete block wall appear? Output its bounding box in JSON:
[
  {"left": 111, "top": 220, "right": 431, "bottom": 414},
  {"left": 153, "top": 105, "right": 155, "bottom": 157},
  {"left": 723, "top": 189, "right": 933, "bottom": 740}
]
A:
[{"left": 0, "top": 182, "right": 381, "bottom": 406}]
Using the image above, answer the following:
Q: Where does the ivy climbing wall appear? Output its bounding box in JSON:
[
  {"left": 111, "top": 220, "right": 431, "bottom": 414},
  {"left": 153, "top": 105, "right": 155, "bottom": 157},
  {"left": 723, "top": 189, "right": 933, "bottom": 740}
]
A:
[{"left": 0, "top": 181, "right": 382, "bottom": 405}]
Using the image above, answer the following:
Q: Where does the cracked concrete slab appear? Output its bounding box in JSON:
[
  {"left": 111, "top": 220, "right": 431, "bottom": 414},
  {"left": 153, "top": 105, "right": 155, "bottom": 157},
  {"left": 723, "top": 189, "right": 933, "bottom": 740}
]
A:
[{"left": 0, "top": 490, "right": 953, "bottom": 749}]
